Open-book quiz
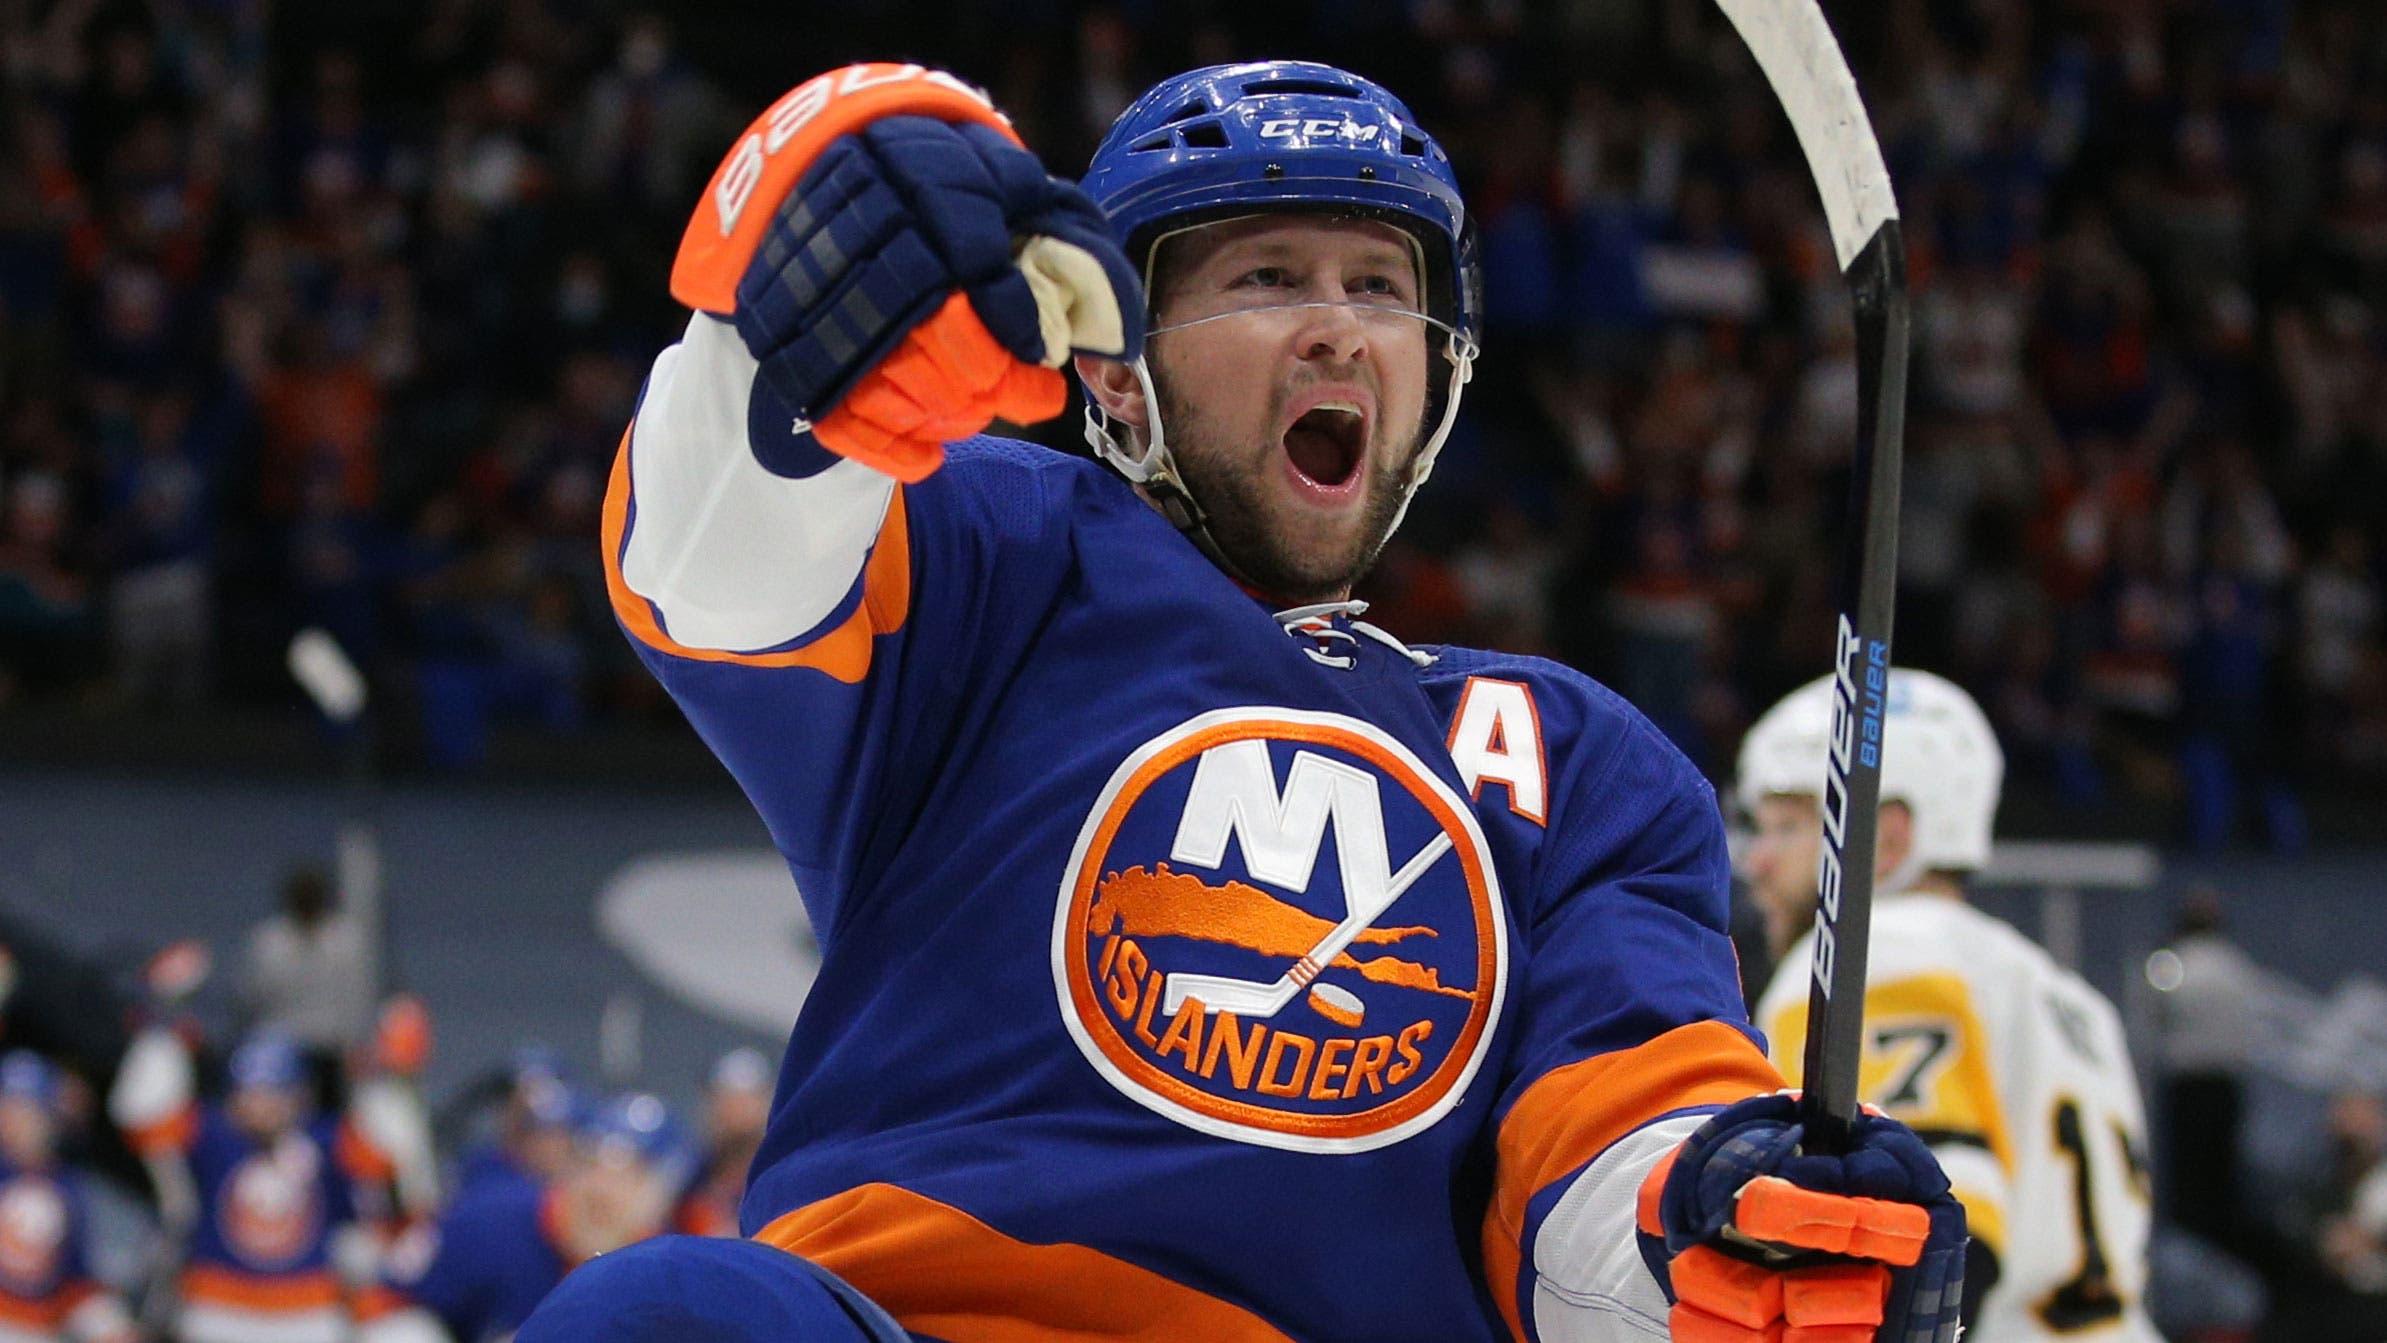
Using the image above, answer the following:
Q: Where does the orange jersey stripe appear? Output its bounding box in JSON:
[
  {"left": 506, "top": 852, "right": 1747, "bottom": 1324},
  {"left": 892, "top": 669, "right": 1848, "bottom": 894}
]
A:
[
  {"left": 179, "top": 1266, "right": 343, "bottom": 1312},
  {"left": 335, "top": 1119, "right": 394, "bottom": 1185},
  {"left": 753, "top": 1182, "right": 1294, "bottom": 1342},
  {"left": 1482, "top": 1020, "right": 1782, "bottom": 1341},
  {"left": 350, "top": 1284, "right": 408, "bottom": 1322},
  {"left": 127, "top": 1105, "right": 197, "bottom": 1158},
  {"left": 0, "top": 1283, "right": 83, "bottom": 1329},
  {"left": 601, "top": 424, "right": 912, "bottom": 679}
]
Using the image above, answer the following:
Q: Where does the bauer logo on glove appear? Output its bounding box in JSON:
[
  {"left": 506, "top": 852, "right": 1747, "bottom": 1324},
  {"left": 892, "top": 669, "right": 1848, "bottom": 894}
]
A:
[{"left": 671, "top": 63, "right": 1145, "bottom": 483}]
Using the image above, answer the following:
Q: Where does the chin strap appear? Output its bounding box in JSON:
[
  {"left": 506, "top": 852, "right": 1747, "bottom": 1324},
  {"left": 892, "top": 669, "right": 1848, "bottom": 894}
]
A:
[
  {"left": 1383, "top": 326, "right": 1478, "bottom": 540},
  {"left": 1084, "top": 355, "right": 1249, "bottom": 582}
]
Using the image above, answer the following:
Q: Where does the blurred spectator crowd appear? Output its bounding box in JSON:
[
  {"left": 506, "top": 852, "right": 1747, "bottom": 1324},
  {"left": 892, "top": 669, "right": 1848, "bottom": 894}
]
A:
[{"left": 1, "top": 0, "right": 2384, "bottom": 847}]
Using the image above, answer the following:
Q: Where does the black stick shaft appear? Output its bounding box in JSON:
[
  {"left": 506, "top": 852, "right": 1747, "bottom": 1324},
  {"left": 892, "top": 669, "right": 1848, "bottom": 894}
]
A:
[{"left": 1797, "top": 221, "right": 1908, "bottom": 1153}]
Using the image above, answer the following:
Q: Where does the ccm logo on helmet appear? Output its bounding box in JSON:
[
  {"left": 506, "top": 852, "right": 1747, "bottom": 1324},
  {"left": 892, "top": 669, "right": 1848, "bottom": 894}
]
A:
[
  {"left": 713, "top": 65, "right": 997, "bottom": 237},
  {"left": 1258, "top": 117, "right": 1382, "bottom": 144}
]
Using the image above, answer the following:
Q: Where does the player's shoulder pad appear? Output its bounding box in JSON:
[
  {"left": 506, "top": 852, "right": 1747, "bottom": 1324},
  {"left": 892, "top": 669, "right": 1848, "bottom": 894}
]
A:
[
  {"left": 1884, "top": 898, "right": 2055, "bottom": 986},
  {"left": 922, "top": 433, "right": 1135, "bottom": 539},
  {"left": 2029, "top": 938, "right": 2132, "bottom": 1040},
  {"left": 1421, "top": 645, "right": 1716, "bottom": 807},
  {"left": 937, "top": 431, "right": 1085, "bottom": 478},
  {"left": 1423, "top": 646, "right": 1727, "bottom": 927}
]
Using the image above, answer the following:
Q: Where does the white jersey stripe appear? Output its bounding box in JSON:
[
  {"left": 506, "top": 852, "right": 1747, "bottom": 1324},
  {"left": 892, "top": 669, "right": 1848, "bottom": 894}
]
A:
[
  {"left": 619, "top": 313, "right": 895, "bottom": 654},
  {"left": 1529, "top": 1111, "right": 1710, "bottom": 1342}
]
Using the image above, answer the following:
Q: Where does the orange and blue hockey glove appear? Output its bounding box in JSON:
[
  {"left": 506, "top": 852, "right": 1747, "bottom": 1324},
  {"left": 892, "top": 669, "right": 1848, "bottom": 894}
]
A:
[
  {"left": 1638, "top": 1093, "right": 1967, "bottom": 1343},
  {"left": 672, "top": 65, "right": 1143, "bottom": 484}
]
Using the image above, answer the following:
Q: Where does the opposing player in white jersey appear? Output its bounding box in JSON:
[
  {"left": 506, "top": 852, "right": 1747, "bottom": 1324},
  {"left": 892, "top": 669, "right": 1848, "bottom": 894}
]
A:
[{"left": 1745, "top": 668, "right": 2160, "bottom": 1342}]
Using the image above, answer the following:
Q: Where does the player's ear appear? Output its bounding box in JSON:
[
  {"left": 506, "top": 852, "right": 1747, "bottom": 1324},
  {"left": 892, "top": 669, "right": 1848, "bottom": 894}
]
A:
[
  {"left": 1874, "top": 800, "right": 1914, "bottom": 883},
  {"left": 1074, "top": 353, "right": 1148, "bottom": 431}
]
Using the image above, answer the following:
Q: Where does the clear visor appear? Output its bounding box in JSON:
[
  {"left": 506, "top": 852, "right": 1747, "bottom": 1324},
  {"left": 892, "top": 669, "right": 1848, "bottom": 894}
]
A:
[
  {"left": 1148, "top": 298, "right": 1465, "bottom": 342},
  {"left": 1141, "top": 212, "right": 1465, "bottom": 346}
]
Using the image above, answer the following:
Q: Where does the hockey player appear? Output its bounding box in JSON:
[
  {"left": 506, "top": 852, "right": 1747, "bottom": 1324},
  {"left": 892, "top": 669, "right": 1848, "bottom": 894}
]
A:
[
  {"left": 675, "top": 1048, "right": 771, "bottom": 1238},
  {"left": 358, "top": 1093, "right": 691, "bottom": 1343},
  {"left": 0, "top": 1053, "right": 137, "bottom": 1343},
  {"left": 1743, "top": 669, "right": 2160, "bottom": 1341},
  {"left": 111, "top": 1030, "right": 389, "bottom": 1343},
  {"left": 527, "top": 61, "right": 1969, "bottom": 1341},
  {"left": 452, "top": 1048, "right": 580, "bottom": 1201}
]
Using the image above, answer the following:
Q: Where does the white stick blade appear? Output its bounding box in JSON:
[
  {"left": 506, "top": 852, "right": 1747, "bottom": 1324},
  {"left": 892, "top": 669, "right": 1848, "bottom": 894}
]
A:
[
  {"left": 287, "top": 627, "right": 368, "bottom": 722},
  {"left": 1714, "top": 0, "right": 1898, "bottom": 271}
]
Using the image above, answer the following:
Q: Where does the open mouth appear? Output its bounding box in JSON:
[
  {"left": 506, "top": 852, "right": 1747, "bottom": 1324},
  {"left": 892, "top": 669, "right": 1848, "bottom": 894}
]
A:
[{"left": 1282, "top": 402, "right": 1367, "bottom": 490}]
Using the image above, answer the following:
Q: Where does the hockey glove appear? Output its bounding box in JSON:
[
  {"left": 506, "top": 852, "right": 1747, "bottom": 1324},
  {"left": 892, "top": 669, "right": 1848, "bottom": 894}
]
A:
[
  {"left": 1638, "top": 1093, "right": 1967, "bottom": 1343},
  {"left": 672, "top": 65, "right": 1143, "bottom": 483}
]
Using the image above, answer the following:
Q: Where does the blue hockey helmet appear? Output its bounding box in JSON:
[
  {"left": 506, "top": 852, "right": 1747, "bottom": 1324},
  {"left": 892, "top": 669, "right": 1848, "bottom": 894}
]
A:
[
  {"left": 1083, "top": 60, "right": 1480, "bottom": 339},
  {"left": 228, "top": 1030, "right": 309, "bottom": 1094},
  {"left": 0, "top": 1051, "right": 60, "bottom": 1110},
  {"left": 509, "top": 1043, "right": 572, "bottom": 1092},
  {"left": 1079, "top": 61, "right": 1480, "bottom": 542},
  {"left": 580, "top": 1091, "right": 695, "bottom": 1183}
]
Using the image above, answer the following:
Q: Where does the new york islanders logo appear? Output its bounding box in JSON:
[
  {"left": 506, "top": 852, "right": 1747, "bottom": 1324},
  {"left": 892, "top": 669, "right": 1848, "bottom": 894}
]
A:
[
  {"left": 223, "top": 1143, "right": 322, "bottom": 1268},
  {"left": 0, "top": 1175, "right": 65, "bottom": 1290},
  {"left": 1054, "top": 707, "right": 1506, "bottom": 1153}
]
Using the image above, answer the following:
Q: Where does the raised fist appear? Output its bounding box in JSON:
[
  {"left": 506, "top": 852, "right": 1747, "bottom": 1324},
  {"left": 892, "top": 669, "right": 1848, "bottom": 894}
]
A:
[{"left": 673, "top": 65, "right": 1144, "bottom": 481}]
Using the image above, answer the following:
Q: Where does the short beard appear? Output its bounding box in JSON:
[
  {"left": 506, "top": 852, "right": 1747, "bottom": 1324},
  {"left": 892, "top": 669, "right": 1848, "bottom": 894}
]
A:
[{"left": 1153, "top": 375, "right": 1418, "bottom": 604}]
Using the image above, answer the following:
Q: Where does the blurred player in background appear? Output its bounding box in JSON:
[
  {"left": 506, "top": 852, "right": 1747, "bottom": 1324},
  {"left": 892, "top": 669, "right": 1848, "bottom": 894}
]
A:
[
  {"left": 451, "top": 1048, "right": 580, "bottom": 1202},
  {"left": 0, "top": 1052, "right": 136, "bottom": 1343},
  {"left": 675, "top": 1048, "right": 769, "bottom": 1238},
  {"left": 1745, "top": 668, "right": 2160, "bottom": 1342},
  {"left": 359, "top": 1092, "right": 689, "bottom": 1343},
  {"left": 110, "top": 1030, "right": 390, "bottom": 1343},
  {"left": 236, "top": 865, "right": 374, "bottom": 1115},
  {"left": 528, "top": 56, "right": 1969, "bottom": 1343}
]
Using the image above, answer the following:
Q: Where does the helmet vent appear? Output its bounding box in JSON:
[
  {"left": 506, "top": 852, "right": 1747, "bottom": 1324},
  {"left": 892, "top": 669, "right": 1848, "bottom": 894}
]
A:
[
  {"left": 1164, "top": 99, "right": 1212, "bottom": 124},
  {"left": 1130, "top": 132, "right": 1173, "bottom": 153},
  {"left": 1399, "top": 131, "right": 1428, "bottom": 157},
  {"left": 1178, "top": 121, "right": 1229, "bottom": 149},
  {"left": 1241, "top": 77, "right": 1358, "bottom": 98}
]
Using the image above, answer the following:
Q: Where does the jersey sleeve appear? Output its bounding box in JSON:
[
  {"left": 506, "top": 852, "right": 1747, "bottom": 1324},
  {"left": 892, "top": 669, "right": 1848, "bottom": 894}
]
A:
[
  {"left": 106, "top": 1026, "right": 198, "bottom": 1158},
  {"left": 1480, "top": 707, "right": 1783, "bottom": 1342},
  {"left": 1759, "top": 956, "right": 2015, "bottom": 1262},
  {"left": 607, "top": 313, "right": 902, "bottom": 663},
  {"left": 334, "top": 1115, "right": 397, "bottom": 1190},
  {"left": 602, "top": 311, "right": 1065, "bottom": 935},
  {"left": 313, "top": 1117, "right": 374, "bottom": 1231}
]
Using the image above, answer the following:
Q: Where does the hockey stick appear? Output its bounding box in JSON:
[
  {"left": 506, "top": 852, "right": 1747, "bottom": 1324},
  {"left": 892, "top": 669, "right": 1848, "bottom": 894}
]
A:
[
  {"left": 1160, "top": 832, "right": 1453, "bottom": 1019},
  {"left": 1714, "top": 0, "right": 1907, "bottom": 1154}
]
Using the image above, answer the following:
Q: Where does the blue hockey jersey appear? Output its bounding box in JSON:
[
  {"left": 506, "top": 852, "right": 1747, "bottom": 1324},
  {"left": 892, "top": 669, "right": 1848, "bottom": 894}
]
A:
[
  {"left": 155, "top": 1107, "right": 378, "bottom": 1343},
  {"left": 0, "top": 1160, "right": 131, "bottom": 1343},
  {"left": 602, "top": 312, "right": 1782, "bottom": 1341}
]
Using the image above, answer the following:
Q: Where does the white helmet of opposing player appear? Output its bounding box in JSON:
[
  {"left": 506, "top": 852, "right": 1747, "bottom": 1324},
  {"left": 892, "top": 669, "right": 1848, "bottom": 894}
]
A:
[{"left": 1735, "top": 668, "right": 2004, "bottom": 889}]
